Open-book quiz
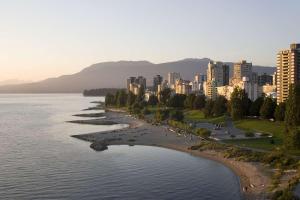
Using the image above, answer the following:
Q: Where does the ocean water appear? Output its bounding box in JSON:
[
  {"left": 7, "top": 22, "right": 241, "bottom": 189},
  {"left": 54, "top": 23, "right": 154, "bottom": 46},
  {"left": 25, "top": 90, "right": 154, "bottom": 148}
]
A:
[{"left": 0, "top": 94, "right": 242, "bottom": 200}]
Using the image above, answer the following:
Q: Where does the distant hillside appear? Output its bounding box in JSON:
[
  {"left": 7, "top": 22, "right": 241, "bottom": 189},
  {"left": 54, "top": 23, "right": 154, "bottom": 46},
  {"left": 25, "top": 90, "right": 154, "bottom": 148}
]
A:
[
  {"left": 0, "top": 58, "right": 276, "bottom": 93},
  {"left": 0, "top": 79, "right": 32, "bottom": 86}
]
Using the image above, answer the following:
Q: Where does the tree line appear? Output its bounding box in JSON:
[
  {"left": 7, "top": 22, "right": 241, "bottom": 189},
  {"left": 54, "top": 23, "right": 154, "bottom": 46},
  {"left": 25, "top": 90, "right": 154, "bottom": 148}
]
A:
[{"left": 105, "top": 84, "right": 300, "bottom": 149}]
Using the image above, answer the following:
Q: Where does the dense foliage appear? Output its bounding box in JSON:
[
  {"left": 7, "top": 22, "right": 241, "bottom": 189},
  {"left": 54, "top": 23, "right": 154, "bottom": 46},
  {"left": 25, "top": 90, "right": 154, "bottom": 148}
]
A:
[
  {"left": 284, "top": 84, "right": 300, "bottom": 149},
  {"left": 274, "top": 102, "right": 286, "bottom": 121},
  {"left": 260, "top": 97, "right": 276, "bottom": 119}
]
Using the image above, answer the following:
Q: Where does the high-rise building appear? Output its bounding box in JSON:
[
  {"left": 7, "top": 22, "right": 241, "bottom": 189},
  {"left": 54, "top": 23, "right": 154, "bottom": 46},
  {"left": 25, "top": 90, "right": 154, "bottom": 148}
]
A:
[
  {"left": 206, "top": 61, "right": 229, "bottom": 99},
  {"left": 192, "top": 73, "right": 205, "bottom": 93},
  {"left": 153, "top": 75, "right": 163, "bottom": 92},
  {"left": 258, "top": 73, "right": 273, "bottom": 86},
  {"left": 175, "top": 79, "right": 192, "bottom": 95},
  {"left": 167, "top": 72, "right": 181, "bottom": 88},
  {"left": 207, "top": 61, "right": 229, "bottom": 86},
  {"left": 223, "top": 64, "right": 230, "bottom": 85},
  {"left": 232, "top": 60, "right": 253, "bottom": 83},
  {"left": 127, "top": 77, "right": 136, "bottom": 91},
  {"left": 272, "top": 72, "right": 277, "bottom": 86},
  {"left": 136, "top": 76, "right": 146, "bottom": 89},
  {"left": 126, "top": 76, "right": 146, "bottom": 94},
  {"left": 276, "top": 43, "right": 300, "bottom": 103},
  {"left": 204, "top": 79, "right": 217, "bottom": 100}
]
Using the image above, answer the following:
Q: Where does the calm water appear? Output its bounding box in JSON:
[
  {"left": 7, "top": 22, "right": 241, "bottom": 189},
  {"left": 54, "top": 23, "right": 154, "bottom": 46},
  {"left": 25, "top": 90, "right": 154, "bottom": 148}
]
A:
[{"left": 0, "top": 94, "right": 242, "bottom": 200}]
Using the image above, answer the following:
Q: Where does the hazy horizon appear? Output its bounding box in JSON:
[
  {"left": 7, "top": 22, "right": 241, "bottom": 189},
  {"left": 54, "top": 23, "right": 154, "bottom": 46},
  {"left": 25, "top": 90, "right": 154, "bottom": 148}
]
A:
[{"left": 1, "top": 0, "right": 299, "bottom": 82}]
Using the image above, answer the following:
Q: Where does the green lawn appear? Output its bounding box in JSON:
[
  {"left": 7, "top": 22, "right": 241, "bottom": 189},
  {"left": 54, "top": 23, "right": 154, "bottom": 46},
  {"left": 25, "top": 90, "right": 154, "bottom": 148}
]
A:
[
  {"left": 223, "top": 138, "right": 282, "bottom": 151},
  {"left": 184, "top": 110, "right": 226, "bottom": 125},
  {"left": 226, "top": 119, "right": 285, "bottom": 151},
  {"left": 184, "top": 110, "right": 205, "bottom": 121},
  {"left": 234, "top": 119, "right": 285, "bottom": 138}
]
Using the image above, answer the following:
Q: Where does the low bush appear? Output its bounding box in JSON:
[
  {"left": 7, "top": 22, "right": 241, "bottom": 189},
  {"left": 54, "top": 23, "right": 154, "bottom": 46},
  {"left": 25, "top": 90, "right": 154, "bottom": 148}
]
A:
[
  {"left": 245, "top": 131, "right": 255, "bottom": 137},
  {"left": 194, "top": 128, "right": 211, "bottom": 138}
]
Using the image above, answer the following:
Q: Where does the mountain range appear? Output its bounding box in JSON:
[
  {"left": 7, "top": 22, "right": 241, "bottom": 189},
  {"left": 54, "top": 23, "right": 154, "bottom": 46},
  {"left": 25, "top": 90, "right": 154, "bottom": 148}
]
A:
[
  {"left": 0, "top": 79, "right": 32, "bottom": 86},
  {"left": 0, "top": 58, "right": 276, "bottom": 93}
]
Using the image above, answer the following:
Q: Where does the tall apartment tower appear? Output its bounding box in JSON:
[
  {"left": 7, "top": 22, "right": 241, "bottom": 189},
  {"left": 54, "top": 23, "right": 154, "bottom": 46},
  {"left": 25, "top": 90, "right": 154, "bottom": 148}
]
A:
[
  {"left": 233, "top": 60, "right": 253, "bottom": 82},
  {"left": 127, "top": 77, "right": 136, "bottom": 91},
  {"left": 167, "top": 72, "right": 181, "bottom": 88},
  {"left": 276, "top": 43, "right": 300, "bottom": 103},
  {"left": 136, "top": 76, "right": 146, "bottom": 89},
  {"left": 206, "top": 61, "right": 229, "bottom": 99},
  {"left": 207, "top": 61, "right": 229, "bottom": 86},
  {"left": 153, "top": 75, "right": 163, "bottom": 92}
]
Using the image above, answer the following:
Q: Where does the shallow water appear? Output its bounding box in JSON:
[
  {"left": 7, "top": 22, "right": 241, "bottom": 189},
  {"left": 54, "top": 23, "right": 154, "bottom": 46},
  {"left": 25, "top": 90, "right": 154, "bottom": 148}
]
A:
[{"left": 0, "top": 94, "right": 242, "bottom": 200}]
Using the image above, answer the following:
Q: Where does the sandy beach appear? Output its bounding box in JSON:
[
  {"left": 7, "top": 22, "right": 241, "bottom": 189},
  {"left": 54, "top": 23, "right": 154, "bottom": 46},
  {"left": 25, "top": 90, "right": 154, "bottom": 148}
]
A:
[{"left": 72, "top": 110, "right": 271, "bottom": 200}]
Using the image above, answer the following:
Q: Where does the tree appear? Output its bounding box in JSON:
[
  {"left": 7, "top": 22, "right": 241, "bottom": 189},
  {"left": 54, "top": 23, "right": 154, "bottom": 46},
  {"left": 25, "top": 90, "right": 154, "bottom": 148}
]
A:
[
  {"left": 170, "top": 110, "right": 184, "bottom": 121},
  {"left": 114, "top": 90, "right": 120, "bottom": 105},
  {"left": 212, "top": 95, "right": 227, "bottom": 116},
  {"left": 155, "top": 107, "right": 170, "bottom": 123},
  {"left": 132, "top": 102, "right": 141, "bottom": 115},
  {"left": 260, "top": 97, "right": 276, "bottom": 119},
  {"left": 284, "top": 84, "right": 300, "bottom": 149},
  {"left": 230, "top": 87, "right": 244, "bottom": 120},
  {"left": 193, "top": 95, "right": 206, "bottom": 109},
  {"left": 203, "top": 99, "right": 214, "bottom": 118},
  {"left": 105, "top": 93, "right": 115, "bottom": 106},
  {"left": 148, "top": 95, "right": 159, "bottom": 106},
  {"left": 184, "top": 93, "right": 196, "bottom": 109},
  {"left": 249, "top": 97, "right": 264, "bottom": 116},
  {"left": 168, "top": 94, "right": 186, "bottom": 108},
  {"left": 274, "top": 102, "right": 285, "bottom": 121},
  {"left": 241, "top": 91, "right": 252, "bottom": 116},
  {"left": 159, "top": 88, "right": 172, "bottom": 105},
  {"left": 135, "top": 86, "right": 145, "bottom": 104},
  {"left": 142, "top": 107, "right": 151, "bottom": 115},
  {"left": 127, "top": 91, "right": 136, "bottom": 107},
  {"left": 285, "top": 84, "right": 300, "bottom": 127},
  {"left": 116, "top": 90, "right": 127, "bottom": 107}
]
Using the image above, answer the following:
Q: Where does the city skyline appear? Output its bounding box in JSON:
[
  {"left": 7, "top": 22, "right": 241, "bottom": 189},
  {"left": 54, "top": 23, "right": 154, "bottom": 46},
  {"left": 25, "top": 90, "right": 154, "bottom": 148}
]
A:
[{"left": 1, "top": 0, "right": 299, "bottom": 81}]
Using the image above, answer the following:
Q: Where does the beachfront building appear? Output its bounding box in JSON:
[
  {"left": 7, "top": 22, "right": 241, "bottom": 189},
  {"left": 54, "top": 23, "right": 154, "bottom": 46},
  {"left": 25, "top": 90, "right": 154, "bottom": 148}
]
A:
[
  {"left": 207, "top": 61, "right": 229, "bottom": 86},
  {"left": 205, "top": 61, "right": 229, "bottom": 100},
  {"left": 216, "top": 77, "right": 260, "bottom": 101},
  {"left": 127, "top": 77, "right": 136, "bottom": 91},
  {"left": 191, "top": 73, "right": 205, "bottom": 94},
  {"left": 262, "top": 84, "right": 277, "bottom": 99},
  {"left": 127, "top": 76, "right": 147, "bottom": 95},
  {"left": 205, "top": 79, "right": 218, "bottom": 100},
  {"left": 217, "top": 85, "right": 234, "bottom": 100},
  {"left": 144, "top": 90, "right": 155, "bottom": 101},
  {"left": 232, "top": 60, "right": 253, "bottom": 81},
  {"left": 175, "top": 79, "right": 192, "bottom": 95},
  {"left": 167, "top": 72, "right": 181, "bottom": 89},
  {"left": 276, "top": 43, "right": 300, "bottom": 103},
  {"left": 258, "top": 73, "right": 273, "bottom": 86},
  {"left": 153, "top": 75, "right": 163, "bottom": 92}
]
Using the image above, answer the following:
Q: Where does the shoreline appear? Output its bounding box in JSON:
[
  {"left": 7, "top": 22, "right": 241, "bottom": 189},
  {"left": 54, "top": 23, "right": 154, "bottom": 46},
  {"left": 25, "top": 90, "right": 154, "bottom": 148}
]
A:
[{"left": 72, "top": 110, "right": 271, "bottom": 200}]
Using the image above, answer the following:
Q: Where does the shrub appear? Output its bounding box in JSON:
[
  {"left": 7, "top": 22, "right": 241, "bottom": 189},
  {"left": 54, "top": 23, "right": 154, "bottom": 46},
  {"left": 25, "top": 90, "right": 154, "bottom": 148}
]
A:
[
  {"left": 142, "top": 108, "right": 151, "bottom": 115},
  {"left": 194, "top": 128, "right": 211, "bottom": 138},
  {"left": 170, "top": 110, "right": 184, "bottom": 121},
  {"left": 245, "top": 131, "right": 255, "bottom": 137}
]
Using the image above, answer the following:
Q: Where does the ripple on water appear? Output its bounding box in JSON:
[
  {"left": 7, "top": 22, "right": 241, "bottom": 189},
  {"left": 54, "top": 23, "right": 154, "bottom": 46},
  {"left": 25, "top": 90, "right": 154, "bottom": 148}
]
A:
[{"left": 0, "top": 94, "right": 242, "bottom": 200}]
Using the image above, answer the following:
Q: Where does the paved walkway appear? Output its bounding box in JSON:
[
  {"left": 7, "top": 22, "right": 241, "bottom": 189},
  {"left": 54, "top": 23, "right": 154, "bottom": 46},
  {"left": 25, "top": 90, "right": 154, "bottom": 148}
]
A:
[{"left": 193, "top": 116, "right": 245, "bottom": 140}]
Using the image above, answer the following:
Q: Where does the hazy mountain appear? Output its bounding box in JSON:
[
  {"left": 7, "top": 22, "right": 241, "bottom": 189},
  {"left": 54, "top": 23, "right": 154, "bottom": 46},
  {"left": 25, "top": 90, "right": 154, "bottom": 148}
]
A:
[
  {"left": 0, "top": 58, "right": 276, "bottom": 93},
  {"left": 0, "top": 79, "right": 32, "bottom": 86}
]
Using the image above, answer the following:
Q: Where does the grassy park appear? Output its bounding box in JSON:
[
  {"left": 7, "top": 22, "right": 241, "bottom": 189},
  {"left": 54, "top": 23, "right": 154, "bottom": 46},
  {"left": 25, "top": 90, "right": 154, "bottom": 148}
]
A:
[
  {"left": 184, "top": 110, "right": 226, "bottom": 125},
  {"left": 224, "top": 119, "right": 285, "bottom": 150},
  {"left": 234, "top": 119, "right": 285, "bottom": 138}
]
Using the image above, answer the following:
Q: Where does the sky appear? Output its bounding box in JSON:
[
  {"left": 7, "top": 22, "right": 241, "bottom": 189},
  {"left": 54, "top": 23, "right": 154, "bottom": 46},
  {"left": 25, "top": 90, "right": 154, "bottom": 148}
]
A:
[{"left": 0, "top": 0, "right": 299, "bottom": 82}]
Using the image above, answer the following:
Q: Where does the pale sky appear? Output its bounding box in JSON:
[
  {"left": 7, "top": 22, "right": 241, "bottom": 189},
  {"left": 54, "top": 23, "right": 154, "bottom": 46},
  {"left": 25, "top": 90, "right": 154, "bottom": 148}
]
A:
[{"left": 0, "top": 0, "right": 299, "bottom": 81}]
